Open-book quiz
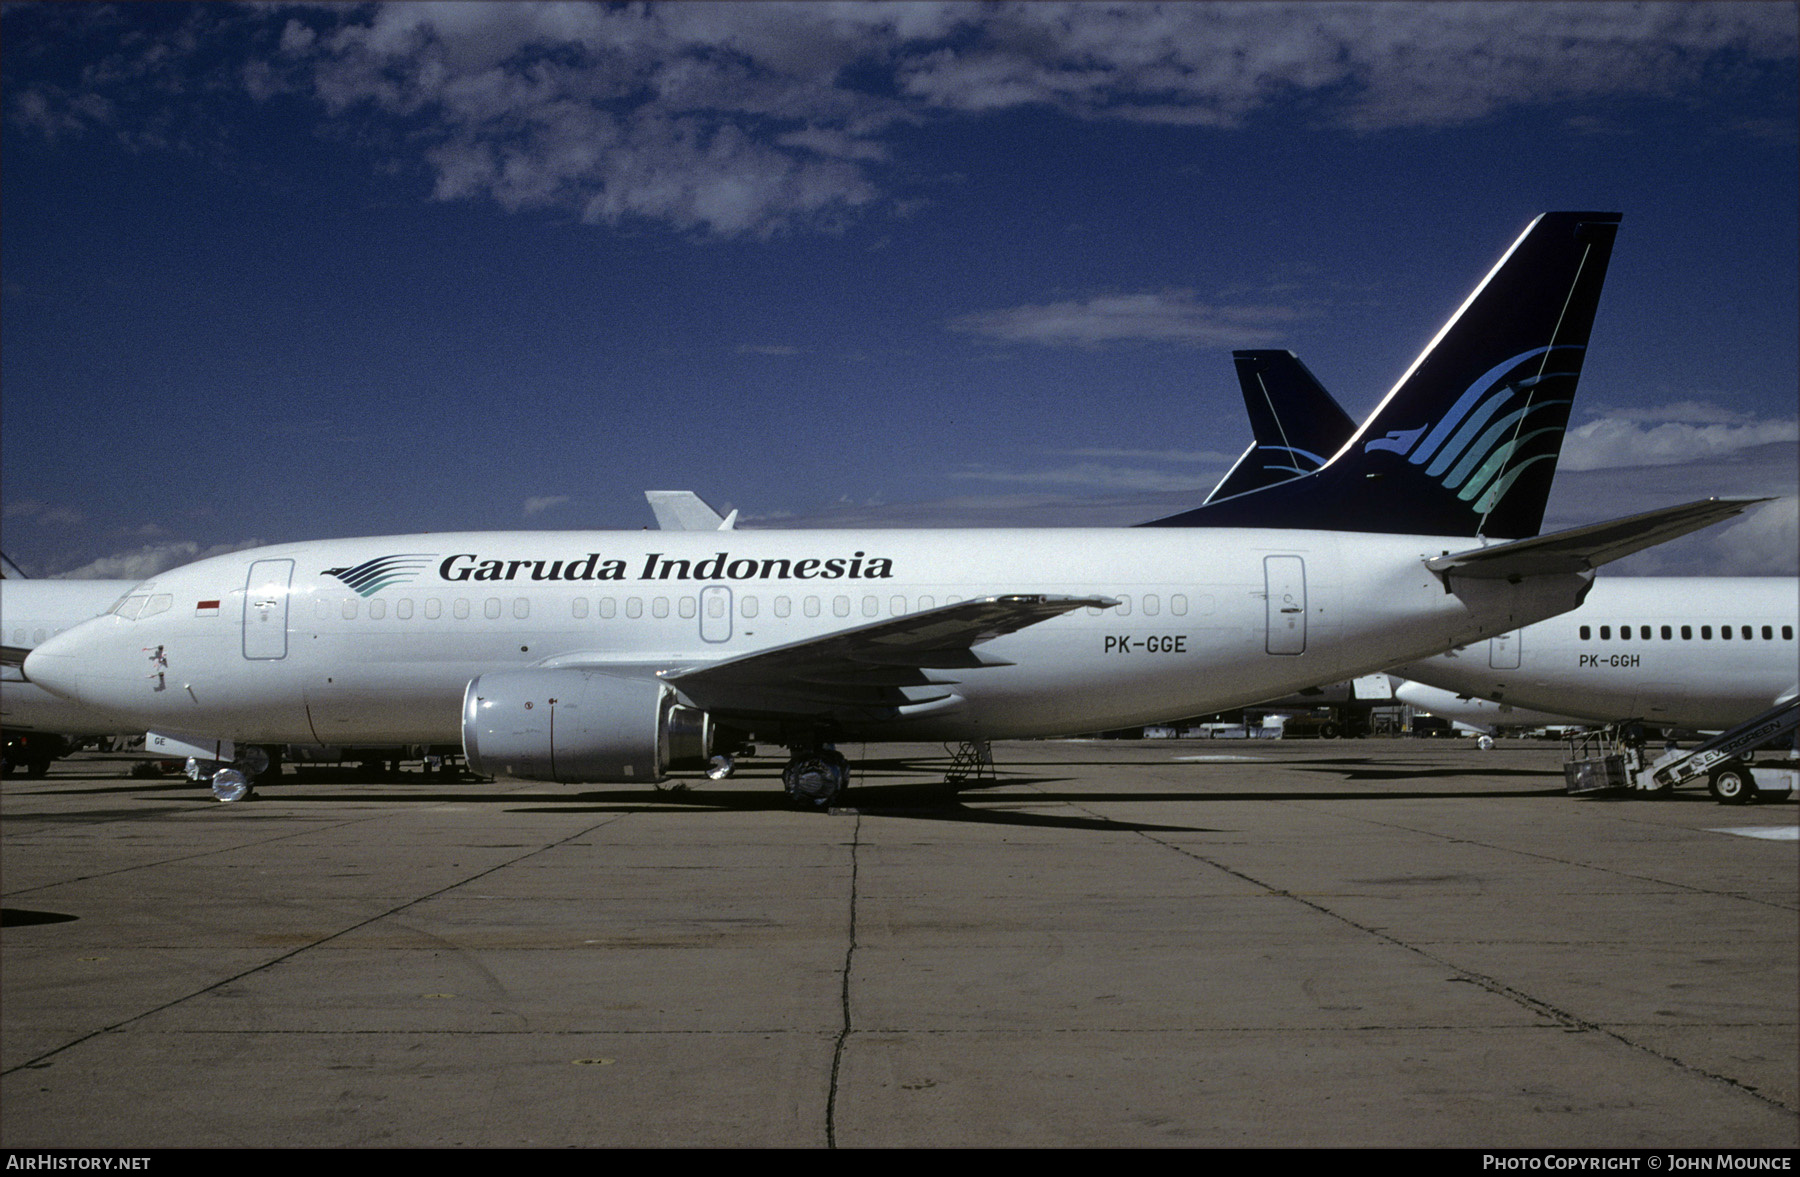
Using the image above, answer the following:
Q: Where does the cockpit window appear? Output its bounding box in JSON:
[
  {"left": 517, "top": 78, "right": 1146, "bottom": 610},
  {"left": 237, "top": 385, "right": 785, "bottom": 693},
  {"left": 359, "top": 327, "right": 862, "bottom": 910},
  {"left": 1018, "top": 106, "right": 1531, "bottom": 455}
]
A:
[
  {"left": 112, "top": 595, "right": 149, "bottom": 620},
  {"left": 107, "top": 582, "right": 159, "bottom": 621}
]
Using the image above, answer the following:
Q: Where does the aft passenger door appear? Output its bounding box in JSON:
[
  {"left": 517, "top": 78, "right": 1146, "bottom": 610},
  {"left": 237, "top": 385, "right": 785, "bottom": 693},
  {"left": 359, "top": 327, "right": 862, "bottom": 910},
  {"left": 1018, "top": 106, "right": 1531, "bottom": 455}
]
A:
[{"left": 1264, "top": 555, "right": 1306, "bottom": 655}]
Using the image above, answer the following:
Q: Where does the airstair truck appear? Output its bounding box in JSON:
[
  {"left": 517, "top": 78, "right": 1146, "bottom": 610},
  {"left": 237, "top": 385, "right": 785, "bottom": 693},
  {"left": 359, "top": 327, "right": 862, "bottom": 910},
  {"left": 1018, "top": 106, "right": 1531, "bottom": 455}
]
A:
[{"left": 1564, "top": 697, "right": 1799, "bottom": 804}]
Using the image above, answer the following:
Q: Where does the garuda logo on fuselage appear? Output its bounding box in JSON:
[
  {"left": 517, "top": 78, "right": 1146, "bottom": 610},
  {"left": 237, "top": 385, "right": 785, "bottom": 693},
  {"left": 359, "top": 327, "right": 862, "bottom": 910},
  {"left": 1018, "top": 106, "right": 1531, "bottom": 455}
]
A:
[{"left": 321, "top": 554, "right": 436, "bottom": 597}]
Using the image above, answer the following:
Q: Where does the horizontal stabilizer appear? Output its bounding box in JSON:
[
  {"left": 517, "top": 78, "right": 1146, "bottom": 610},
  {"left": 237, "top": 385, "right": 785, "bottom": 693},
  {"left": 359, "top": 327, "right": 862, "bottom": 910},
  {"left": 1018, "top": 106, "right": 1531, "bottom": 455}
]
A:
[{"left": 1425, "top": 498, "right": 1766, "bottom": 580}]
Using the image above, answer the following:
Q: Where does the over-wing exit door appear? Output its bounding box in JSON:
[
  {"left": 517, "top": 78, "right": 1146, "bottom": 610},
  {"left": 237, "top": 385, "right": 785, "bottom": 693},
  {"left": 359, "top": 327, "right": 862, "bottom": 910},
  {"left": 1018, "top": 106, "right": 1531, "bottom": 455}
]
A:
[{"left": 700, "top": 585, "right": 732, "bottom": 643}]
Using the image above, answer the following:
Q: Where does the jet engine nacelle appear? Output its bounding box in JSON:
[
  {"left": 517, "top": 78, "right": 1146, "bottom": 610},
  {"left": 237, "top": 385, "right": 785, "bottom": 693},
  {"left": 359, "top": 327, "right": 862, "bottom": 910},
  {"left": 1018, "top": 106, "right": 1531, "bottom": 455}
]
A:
[{"left": 461, "top": 669, "right": 710, "bottom": 783}]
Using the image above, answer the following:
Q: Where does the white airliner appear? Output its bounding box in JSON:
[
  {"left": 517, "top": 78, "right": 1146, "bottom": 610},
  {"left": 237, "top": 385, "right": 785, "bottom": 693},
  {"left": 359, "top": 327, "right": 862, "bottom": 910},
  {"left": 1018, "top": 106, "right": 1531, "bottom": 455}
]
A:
[
  {"left": 1392, "top": 681, "right": 1586, "bottom": 734},
  {"left": 1, "top": 576, "right": 137, "bottom": 773},
  {"left": 19, "top": 213, "right": 1756, "bottom": 804},
  {"left": 0, "top": 492, "right": 733, "bottom": 778},
  {"left": 1392, "top": 577, "right": 1798, "bottom": 731}
]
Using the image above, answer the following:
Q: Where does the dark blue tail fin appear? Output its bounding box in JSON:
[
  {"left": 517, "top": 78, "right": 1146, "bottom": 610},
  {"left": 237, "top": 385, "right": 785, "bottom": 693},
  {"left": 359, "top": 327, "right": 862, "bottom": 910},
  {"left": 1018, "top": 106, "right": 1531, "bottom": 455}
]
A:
[
  {"left": 1204, "top": 350, "right": 1357, "bottom": 502},
  {"left": 1148, "top": 212, "right": 1621, "bottom": 538}
]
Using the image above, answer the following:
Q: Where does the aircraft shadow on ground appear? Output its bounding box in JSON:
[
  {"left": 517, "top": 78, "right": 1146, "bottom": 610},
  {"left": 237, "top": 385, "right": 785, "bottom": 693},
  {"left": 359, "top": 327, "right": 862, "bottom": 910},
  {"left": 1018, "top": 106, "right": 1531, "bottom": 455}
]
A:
[{"left": 20, "top": 754, "right": 1752, "bottom": 813}]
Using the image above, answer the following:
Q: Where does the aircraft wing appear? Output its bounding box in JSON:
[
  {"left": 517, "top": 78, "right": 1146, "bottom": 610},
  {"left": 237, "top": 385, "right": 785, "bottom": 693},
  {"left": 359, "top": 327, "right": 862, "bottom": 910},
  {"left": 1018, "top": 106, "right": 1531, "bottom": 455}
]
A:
[
  {"left": 659, "top": 593, "right": 1116, "bottom": 720},
  {"left": 1426, "top": 498, "right": 1767, "bottom": 580}
]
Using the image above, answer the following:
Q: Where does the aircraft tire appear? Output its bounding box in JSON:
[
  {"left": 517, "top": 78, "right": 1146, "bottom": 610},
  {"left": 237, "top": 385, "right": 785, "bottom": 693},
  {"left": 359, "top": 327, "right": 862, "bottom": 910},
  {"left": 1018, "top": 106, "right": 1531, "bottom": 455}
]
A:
[
  {"left": 782, "top": 750, "right": 848, "bottom": 808},
  {"left": 210, "top": 767, "right": 254, "bottom": 803},
  {"left": 1707, "top": 763, "right": 1755, "bottom": 806},
  {"left": 237, "top": 744, "right": 275, "bottom": 781}
]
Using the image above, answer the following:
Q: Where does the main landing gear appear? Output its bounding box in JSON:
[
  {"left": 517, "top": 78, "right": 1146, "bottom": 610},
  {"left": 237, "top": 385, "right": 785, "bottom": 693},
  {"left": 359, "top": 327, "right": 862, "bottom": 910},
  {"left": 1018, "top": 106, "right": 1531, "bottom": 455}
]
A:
[
  {"left": 782, "top": 746, "right": 850, "bottom": 808},
  {"left": 776, "top": 740, "right": 996, "bottom": 808}
]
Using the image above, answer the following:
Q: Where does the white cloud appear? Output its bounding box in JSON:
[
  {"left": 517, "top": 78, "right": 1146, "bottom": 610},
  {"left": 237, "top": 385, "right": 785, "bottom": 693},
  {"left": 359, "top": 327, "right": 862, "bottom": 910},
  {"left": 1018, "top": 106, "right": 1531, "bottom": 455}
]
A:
[
  {"left": 3, "top": 499, "right": 86, "bottom": 528},
  {"left": 1561, "top": 411, "right": 1799, "bottom": 470},
  {"left": 951, "top": 291, "right": 1294, "bottom": 348},
  {"left": 54, "top": 539, "right": 266, "bottom": 581},
  {"left": 523, "top": 495, "right": 571, "bottom": 516},
  {"left": 8, "top": 2, "right": 1791, "bottom": 238},
  {"left": 1053, "top": 447, "right": 1240, "bottom": 464},
  {"left": 1585, "top": 399, "right": 1771, "bottom": 426},
  {"left": 950, "top": 460, "right": 1223, "bottom": 493}
]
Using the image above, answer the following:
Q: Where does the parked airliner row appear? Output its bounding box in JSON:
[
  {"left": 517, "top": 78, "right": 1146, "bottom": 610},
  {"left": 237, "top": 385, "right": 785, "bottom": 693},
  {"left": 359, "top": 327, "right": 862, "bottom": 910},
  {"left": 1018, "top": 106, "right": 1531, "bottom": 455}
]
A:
[{"left": 19, "top": 213, "right": 1754, "bottom": 804}]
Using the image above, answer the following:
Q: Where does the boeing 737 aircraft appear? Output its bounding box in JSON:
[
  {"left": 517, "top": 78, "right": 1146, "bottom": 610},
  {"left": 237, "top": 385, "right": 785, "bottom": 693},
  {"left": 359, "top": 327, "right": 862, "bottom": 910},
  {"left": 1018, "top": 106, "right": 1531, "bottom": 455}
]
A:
[
  {"left": 1393, "top": 578, "right": 1798, "bottom": 731},
  {"left": 0, "top": 494, "right": 734, "bottom": 777},
  {"left": 1, "top": 575, "right": 137, "bottom": 773},
  {"left": 1393, "top": 680, "right": 1587, "bottom": 734},
  {"left": 21, "top": 213, "right": 1755, "bottom": 804}
]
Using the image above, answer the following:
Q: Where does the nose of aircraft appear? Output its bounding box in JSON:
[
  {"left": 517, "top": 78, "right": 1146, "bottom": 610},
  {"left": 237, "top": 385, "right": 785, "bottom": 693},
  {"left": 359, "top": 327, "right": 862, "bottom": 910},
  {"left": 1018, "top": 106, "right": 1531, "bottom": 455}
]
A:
[{"left": 23, "top": 626, "right": 90, "bottom": 704}]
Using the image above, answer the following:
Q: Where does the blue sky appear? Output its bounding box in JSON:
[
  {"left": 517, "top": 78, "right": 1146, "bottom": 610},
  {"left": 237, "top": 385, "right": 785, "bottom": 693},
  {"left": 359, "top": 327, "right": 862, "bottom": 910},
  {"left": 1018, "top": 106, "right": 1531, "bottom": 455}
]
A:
[{"left": 4, "top": 1, "right": 1795, "bottom": 579}]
